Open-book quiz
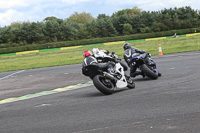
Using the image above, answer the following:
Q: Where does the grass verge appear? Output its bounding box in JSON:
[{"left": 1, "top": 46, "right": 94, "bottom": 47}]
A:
[{"left": 0, "top": 35, "right": 200, "bottom": 72}]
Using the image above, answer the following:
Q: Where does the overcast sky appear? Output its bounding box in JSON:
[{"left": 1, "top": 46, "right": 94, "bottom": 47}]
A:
[{"left": 0, "top": 0, "right": 200, "bottom": 27}]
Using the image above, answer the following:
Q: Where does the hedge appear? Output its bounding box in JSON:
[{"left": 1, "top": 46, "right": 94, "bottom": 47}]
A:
[{"left": 0, "top": 28, "right": 199, "bottom": 54}]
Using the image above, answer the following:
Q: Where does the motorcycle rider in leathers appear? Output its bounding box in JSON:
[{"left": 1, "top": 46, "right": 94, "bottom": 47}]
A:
[
  {"left": 92, "top": 47, "right": 128, "bottom": 71},
  {"left": 123, "top": 42, "right": 159, "bottom": 77}
]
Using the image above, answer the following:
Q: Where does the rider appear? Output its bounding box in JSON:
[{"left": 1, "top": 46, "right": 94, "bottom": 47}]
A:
[
  {"left": 82, "top": 50, "right": 115, "bottom": 76},
  {"left": 123, "top": 42, "right": 155, "bottom": 77},
  {"left": 92, "top": 47, "right": 128, "bottom": 71},
  {"left": 82, "top": 50, "right": 97, "bottom": 66},
  {"left": 92, "top": 48, "right": 115, "bottom": 62},
  {"left": 92, "top": 48, "right": 108, "bottom": 60}
]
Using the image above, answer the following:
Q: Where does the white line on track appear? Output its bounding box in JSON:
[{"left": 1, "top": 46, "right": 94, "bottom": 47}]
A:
[
  {"left": 0, "top": 70, "right": 25, "bottom": 80},
  {"left": 35, "top": 104, "right": 52, "bottom": 108}
]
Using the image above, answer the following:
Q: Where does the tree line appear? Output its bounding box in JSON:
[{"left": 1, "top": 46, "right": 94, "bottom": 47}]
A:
[{"left": 0, "top": 6, "right": 200, "bottom": 48}]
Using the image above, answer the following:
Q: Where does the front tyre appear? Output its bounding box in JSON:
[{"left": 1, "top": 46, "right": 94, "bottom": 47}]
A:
[
  {"left": 93, "top": 75, "right": 115, "bottom": 95},
  {"left": 141, "top": 64, "right": 158, "bottom": 79}
]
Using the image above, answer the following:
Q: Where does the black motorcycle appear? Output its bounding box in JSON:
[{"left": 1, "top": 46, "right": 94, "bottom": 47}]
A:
[{"left": 131, "top": 53, "right": 161, "bottom": 79}]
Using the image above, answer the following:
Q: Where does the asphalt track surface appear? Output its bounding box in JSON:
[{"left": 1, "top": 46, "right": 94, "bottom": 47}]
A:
[{"left": 0, "top": 51, "right": 200, "bottom": 133}]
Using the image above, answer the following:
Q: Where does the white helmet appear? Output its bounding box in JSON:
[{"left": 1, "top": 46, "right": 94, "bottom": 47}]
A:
[
  {"left": 92, "top": 48, "right": 106, "bottom": 58},
  {"left": 92, "top": 48, "right": 100, "bottom": 56},
  {"left": 100, "top": 50, "right": 109, "bottom": 55}
]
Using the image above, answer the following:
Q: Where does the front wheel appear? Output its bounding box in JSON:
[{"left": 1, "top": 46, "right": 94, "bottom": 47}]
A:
[
  {"left": 93, "top": 75, "right": 115, "bottom": 95},
  {"left": 141, "top": 64, "right": 158, "bottom": 79}
]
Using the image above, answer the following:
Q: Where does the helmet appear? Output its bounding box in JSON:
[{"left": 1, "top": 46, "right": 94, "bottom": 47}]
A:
[
  {"left": 83, "top": 50, "right": 92, "bottom": 58},
  {"left": 123, "top": 43, "right": 131, "bottom": 50},
  {"left": 92, "top": 48, "right": 100, "bottom": 55},
  {"left": 101, "top": 50, "right": 109, "bottom": 55}
]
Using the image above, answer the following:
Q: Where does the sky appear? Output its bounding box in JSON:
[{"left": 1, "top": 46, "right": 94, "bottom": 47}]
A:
[{"left": 0, "top": 0, "right": 200, "bottom": 27}]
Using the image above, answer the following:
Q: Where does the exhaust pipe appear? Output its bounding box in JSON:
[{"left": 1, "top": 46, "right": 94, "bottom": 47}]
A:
[{"left": 103, "top": 72, "right": 117, "bottom": 81}]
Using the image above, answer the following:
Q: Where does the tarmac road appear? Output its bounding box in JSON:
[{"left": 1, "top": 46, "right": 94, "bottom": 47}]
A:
[{"left": 0, "top": 51, "right": 200, "bottom": 133}]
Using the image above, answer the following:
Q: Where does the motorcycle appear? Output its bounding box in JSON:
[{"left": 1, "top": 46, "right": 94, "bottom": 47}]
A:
[
  {"left": 131, "top": 53, "right": 161, "bottom": 79},
  {"left": 82, "top": 53, "right": 135, "bottom": 95}
]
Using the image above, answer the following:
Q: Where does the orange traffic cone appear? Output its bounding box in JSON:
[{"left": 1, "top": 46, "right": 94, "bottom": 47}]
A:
[{"left": 159, "top": 44, "right": 163, "bottom": 56}]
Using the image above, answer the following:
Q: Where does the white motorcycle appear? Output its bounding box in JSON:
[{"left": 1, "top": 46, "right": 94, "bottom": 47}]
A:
[{"left": 82, "top": 50, "right": 135, "bottom": 95}]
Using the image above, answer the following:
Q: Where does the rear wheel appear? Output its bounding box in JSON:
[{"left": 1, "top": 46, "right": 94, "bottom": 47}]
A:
[
  {"left": 141, "top": 64, "right": 158, "bottom": 79},
  {"left": 93, "top": 75, "right": 115, "bottom": 95}
]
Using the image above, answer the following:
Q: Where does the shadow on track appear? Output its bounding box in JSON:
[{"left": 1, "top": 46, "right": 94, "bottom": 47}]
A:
[{"left": 132, "top": 76, "right": 159, "bottom": 82}]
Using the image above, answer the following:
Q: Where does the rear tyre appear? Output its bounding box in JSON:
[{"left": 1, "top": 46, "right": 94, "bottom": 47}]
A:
[
  {"left": 141, "top": 64, "right": 158, "bottom": 79},
  {"left": 93, "top": 75, "right": 115, "bottom": 95}
]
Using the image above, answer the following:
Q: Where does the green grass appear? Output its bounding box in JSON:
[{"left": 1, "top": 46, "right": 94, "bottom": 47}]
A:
[{"left": 0, "top": 35, "right": 200, "bottom": 72}]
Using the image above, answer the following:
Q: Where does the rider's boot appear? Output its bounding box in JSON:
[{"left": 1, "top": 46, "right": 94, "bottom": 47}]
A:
[
  {"left": 125, "top": 74, "right": 130, "bottom": 79},
  {"left": 158, "top": 72, "right": 161, "bottom": 77}
]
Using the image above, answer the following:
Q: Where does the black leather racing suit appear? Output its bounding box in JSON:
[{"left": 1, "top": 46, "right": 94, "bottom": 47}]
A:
[{"left": 123, "top": 47, "right": 150, "bottom": 77}]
